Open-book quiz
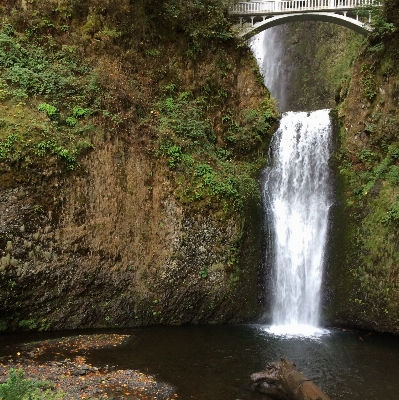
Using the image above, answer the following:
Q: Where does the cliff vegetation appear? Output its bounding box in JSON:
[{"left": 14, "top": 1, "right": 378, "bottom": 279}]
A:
[
  {"left": 330, "top": 0, "right": 399, "bottom": 333},
  {"left": 0, "top": 0, "right": 278, "bottom": 331}
]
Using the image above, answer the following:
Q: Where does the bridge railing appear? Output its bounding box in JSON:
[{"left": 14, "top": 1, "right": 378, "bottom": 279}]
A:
[{"left": 231, "top": 0, "right": 381, "bottom": 14}]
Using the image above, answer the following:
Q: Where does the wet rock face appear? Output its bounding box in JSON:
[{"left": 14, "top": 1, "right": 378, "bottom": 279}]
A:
[
  {"left": 150, "top": 214, "right": 259, "bottom": 324},
  {"left": 0, "top": 170, "right": 62, "bottom": 277},
  {"left": 0, "top": 142, "right": 262, "bottom": 330}
]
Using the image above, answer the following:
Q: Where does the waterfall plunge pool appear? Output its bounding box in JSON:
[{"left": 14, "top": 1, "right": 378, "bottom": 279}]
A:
[{"left": 1, "top": 325, "right": 399, "bottom": 400}]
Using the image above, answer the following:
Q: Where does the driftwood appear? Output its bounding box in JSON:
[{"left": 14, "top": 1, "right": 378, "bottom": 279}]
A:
[{"left": 251, "top": 358, "right": 331, "bottom": 400}]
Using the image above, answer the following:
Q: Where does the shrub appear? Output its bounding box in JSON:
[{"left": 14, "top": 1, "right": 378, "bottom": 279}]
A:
[
  {"left": 0, "top": 134, "right": 20, "bottom": 160},
  {"left": 0, "top": 369, "right": 65, "bottom": 400},
  {"left": 18, "top": 319, "right": 37, "bottom": 330},
  {"left": 72, "top": 106, "right": 91, "bottom": 118},
  {"left": 382, "top": 197, "right": 399, "bottom": 224},
  {"left": 65, "top": 116, "right": 78, "bottom": 126},
  {"left": 38, "top": 103, "right": 58, "bottom": 118}
]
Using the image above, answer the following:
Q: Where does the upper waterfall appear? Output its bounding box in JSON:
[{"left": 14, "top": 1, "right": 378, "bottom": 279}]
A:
[{"left": 249, "top": 27, "right": 289, "bottom": 112}]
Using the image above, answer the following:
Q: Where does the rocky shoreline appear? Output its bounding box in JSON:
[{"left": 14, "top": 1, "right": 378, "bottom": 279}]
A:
[{"left": 0, "top": 334, "right": 177, "bottom": 399}]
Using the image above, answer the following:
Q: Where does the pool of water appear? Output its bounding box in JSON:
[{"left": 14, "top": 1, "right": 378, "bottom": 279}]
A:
[{"left": 1, "top": 325, "right": 399, "bottom": 399}]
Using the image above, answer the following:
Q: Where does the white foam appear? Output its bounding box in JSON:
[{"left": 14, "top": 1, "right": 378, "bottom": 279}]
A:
[{"left": 265, "top": 324, "right": 330, "bottom": 339}]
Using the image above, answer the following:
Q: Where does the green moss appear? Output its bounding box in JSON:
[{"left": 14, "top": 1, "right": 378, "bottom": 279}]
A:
[
  {"left": 154, "top": 88, "right": 277, "bottom": 214},
  {"left": 331, "top": 27, "right": 399, "bottom": 331},
  {"left": 0, "top": 26, "right": 104, "bottom": 169},
  {"left": 279, "top": 21, "right": 362, "bottom": 111}
]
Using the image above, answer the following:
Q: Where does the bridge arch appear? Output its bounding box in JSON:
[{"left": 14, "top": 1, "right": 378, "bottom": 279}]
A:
[{"left": 236, "top": 12, "right": 371, "bottom": 39}]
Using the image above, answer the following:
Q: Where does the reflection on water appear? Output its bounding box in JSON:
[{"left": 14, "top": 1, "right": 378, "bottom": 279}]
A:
[{"left": 1, "top": 325, "right": 399, "bottom": 400}]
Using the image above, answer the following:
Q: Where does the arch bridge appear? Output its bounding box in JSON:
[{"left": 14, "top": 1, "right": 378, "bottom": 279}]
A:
[{"left": 229, "top": 0, "right": 381, "bottom": 39}]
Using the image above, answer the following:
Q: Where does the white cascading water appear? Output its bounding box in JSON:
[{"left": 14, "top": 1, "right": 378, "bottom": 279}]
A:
[
  {"left": 249, "top": 21, "right": 333, "bottom": 336},
  {"left": 250, "top": 26, "right": 290, "bottom": 112},
  {"left": 264, "top": 110, "right": 333, "bottom": 336}
]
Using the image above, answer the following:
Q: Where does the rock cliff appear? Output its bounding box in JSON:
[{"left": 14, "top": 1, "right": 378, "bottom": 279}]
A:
[{"left": 0, "top": 0, "right": 278, "bottom": 330}]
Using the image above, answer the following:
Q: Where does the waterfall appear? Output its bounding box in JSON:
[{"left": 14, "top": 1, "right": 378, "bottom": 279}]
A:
[
  {"left": 247, "top": 5, "right": 333, "bottom": 335},
  {"left": 247, "top": 2, "right": 333, "bottom": 335},
  {"left": 263, "top": 110, "right": 333, "bottom": 336},
  {"left": 250, "top": 27, "right": 291, "bottom": 112}
]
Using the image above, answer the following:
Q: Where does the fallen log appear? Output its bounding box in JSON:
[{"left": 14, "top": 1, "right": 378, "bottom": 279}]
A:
[{"left": 251, "top": 358, "right": 331, "bottom": 400}]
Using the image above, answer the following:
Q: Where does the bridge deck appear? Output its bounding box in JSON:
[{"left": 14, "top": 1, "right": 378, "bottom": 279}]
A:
[{"left": 231, "top": 0, "right": 378, "bottom": 16}]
